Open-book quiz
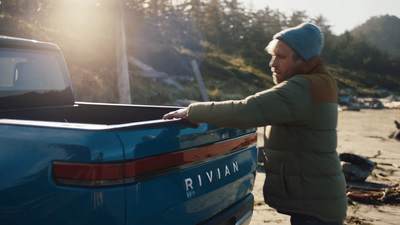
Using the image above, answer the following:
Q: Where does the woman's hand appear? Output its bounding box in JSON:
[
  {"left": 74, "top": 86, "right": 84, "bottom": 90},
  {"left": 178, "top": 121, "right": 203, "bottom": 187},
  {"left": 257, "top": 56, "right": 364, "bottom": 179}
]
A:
[{"left": 163, "top": 108, "right": 188, "bottom": 120}]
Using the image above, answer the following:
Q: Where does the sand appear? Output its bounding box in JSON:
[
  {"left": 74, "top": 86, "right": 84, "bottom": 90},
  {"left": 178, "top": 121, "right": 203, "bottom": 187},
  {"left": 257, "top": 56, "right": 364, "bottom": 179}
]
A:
[{"left": 250, "top": 109, "right": 400, "bottom": 225}]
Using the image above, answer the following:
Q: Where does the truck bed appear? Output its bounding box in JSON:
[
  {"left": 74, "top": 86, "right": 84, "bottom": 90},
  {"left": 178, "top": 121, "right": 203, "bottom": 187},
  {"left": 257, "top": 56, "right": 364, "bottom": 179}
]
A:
[{"left": 0, "top": 101, "right": 177, "bottom": 125}]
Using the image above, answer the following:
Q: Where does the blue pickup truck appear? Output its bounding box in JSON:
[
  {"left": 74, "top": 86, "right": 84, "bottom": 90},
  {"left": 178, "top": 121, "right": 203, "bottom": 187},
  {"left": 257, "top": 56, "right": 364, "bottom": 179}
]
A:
[{"left": 0, "top": 36, "right": 258, "bottom": 225}]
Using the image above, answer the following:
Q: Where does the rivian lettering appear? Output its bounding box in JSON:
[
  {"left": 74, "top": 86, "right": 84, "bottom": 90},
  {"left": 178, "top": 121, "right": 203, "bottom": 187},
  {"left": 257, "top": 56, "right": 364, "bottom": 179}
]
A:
[{"left": 185, "top": 161, "right": 239, "bottom": 192}]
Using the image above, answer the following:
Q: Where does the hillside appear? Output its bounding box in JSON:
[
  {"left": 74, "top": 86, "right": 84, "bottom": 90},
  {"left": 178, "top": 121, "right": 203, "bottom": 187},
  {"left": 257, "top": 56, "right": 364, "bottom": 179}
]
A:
[
  {"left": 351, "top": 15, "right": 400, "bottom": 57},
  {"left": 0, "top": 1, "right": 399, "bottom": 106}
]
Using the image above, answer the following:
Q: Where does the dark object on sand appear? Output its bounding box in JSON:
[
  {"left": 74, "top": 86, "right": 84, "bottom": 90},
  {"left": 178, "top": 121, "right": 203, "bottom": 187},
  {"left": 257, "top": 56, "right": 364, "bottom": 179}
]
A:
[
  {"left": 340, "top": 153, "right": 375, "bottom": 182},
  {"left": 389, "top": 120, "right": 400, "bottom": 141}
]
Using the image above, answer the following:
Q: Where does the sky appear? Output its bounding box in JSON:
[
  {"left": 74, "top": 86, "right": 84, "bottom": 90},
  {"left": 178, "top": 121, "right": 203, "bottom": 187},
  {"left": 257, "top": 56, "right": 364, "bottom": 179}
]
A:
[{"left": 239, "top": 0, "right": 400, "bottom": 35}]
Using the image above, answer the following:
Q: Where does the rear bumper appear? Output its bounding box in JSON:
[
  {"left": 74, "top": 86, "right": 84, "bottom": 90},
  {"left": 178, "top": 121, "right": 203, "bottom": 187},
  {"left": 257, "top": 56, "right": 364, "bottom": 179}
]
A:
[{"left": 199, "top": 194, "right": 254, "bottom": 225}]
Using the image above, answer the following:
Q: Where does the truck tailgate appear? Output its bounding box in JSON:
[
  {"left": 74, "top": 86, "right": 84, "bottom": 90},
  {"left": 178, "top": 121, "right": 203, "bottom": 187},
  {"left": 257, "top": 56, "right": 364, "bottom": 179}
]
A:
[{"left": 116, "top": 122, "right": 257, "bottom": 224}]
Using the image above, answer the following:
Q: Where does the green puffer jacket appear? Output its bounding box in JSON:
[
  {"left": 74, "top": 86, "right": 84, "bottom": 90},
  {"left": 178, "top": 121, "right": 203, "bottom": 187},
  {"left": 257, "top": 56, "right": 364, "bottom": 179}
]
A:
[{"left": 187, "top": 57, "right": 347, "bottom": 222}]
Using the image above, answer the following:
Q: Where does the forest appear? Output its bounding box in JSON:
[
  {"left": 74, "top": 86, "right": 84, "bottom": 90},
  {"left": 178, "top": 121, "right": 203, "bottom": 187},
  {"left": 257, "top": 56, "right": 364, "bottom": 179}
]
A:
[{"left": 0, "top": 0, "right": 399, "bottom": 105}]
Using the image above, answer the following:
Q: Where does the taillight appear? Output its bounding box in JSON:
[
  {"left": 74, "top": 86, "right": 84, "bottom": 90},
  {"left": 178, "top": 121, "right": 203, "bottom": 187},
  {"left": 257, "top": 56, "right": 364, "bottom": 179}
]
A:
[
  {"left": 52, "top": 133, "right": 257, "bottom": 187},
  {"left": 53, "top": 162, "right": 125, "bottom": 187}
]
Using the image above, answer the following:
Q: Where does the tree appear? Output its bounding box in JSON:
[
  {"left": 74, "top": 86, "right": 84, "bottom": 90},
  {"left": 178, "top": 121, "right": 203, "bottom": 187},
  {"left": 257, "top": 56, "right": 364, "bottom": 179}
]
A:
[
  {"left": 220, "top": 0, "right": 247, "bottom": 52},
  {"left": 203, "top": 0, "right": 223, "bottom": 49},
  {"left": 287, "top": 10, "right": 308, "bottom": 27}
]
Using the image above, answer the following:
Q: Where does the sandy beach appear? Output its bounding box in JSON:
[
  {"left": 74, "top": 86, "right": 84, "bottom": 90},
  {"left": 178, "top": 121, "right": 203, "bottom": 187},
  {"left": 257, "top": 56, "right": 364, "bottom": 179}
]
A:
[{"left": 250, "top": 109, "right": 400, "bottom": 225}]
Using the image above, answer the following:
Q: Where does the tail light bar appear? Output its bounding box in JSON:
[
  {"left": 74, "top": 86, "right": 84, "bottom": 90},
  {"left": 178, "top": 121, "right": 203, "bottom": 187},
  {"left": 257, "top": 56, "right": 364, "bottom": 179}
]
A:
[
  {"left": 53, "top": 162, "right": 125, "bottom": 187},
  {"left": 53, "top": 133, "right": 257, "bottom": 187}
]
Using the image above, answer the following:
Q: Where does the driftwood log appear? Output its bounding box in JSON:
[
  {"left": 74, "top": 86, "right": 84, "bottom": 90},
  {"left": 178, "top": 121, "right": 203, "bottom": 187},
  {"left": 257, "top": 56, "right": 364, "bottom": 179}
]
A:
[{"left": 347, "top": 183, "right": 400, "bottom": 205}]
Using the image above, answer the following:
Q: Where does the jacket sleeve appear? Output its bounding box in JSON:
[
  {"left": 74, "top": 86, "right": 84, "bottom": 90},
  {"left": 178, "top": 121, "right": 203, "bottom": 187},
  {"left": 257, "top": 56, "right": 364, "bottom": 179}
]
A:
[{"left": 187, "top": 76, "right": 313, "bottom": 129}]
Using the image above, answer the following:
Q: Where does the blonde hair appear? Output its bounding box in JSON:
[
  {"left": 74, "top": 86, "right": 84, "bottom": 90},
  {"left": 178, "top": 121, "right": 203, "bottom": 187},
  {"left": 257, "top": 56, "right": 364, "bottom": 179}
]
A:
[
  {"left": 265, "top": 39, "right": 303, "bottom": 61},
  {"left": 265, "top": 39, "right": 279, "bottom": 55}
]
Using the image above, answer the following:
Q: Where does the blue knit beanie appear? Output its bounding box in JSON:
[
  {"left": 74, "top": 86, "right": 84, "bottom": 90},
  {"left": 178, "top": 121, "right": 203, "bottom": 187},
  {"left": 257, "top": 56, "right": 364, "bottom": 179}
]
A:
[{"left": 273, "top": 23, "right": 324, "bottom": 61}]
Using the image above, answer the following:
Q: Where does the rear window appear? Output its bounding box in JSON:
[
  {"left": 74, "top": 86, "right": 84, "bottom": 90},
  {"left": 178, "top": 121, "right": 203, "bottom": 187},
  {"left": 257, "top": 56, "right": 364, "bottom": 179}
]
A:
[
  {"left": 0, "top": 47, "right": 74, "bottom": 110},
  {"left": 0, "top": 48, "right": 67, "bottom": 94}
]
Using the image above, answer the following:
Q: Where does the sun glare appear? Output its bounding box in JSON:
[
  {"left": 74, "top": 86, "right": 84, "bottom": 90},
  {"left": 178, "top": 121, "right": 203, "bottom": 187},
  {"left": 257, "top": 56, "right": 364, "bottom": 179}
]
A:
[{"left": 42, "top": 0, "right": 118, "bottom": 61}]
